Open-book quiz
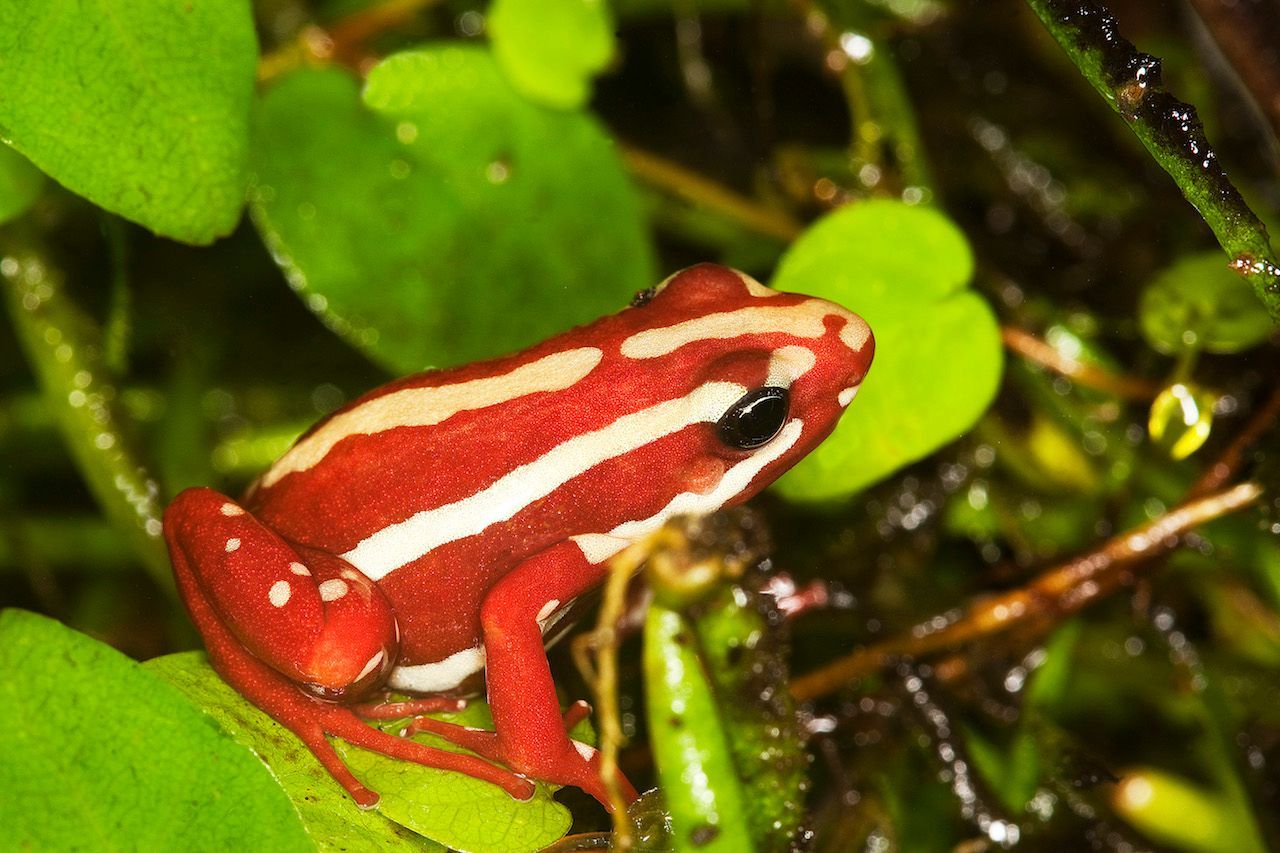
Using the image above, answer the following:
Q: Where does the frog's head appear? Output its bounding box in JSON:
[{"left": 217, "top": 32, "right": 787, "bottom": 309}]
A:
[{"left": 616, "top": 263, "right": 874, "bottom": 508}]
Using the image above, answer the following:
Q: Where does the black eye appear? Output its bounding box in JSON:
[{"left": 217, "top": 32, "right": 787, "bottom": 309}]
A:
[{"left": 717, "top": 387, "right": 790, "bottom": 450}]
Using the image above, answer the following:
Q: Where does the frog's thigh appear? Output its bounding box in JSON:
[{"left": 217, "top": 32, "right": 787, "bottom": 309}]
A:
[
  {"left": 165, "top": 487, "right": 397, "bottom": 696},
  {"left": 479, "top": 540, "right": 608, "bottom": 765}
]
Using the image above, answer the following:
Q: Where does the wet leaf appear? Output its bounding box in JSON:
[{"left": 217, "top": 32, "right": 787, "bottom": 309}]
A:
[
  {"left": 0, "top": 611, "right": 310, "bottom": 851},
  {"left": 0, "top": 0, "right": 256, "bottom": 243},
  {"left": 1140, "top": 253, "right": 1274, "bottom": 354},
  {"left": 772, "top": 199, "right": 1001, "bottom": 500},
  {"left": 147, "top": 653, "right": 439, "bottom": 852},
  {"left": 489, "top": 0, "right": 615, "bottom": 109},
  {"left": 250, "top": 48, "right": 653, "bottom": 373},
  {"left": 0, "top": 144, "right": 43, "bottom": 224},
  {"left": 1113, "top": 768, "right": 1266, "bottom": 853}
]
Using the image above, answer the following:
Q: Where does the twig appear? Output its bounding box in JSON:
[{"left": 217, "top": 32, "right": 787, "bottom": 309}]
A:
[
  {"left": 1187, "top": 0, "right": 1280, "bottom": 145},
  {"left": 791, "top": 481, "right": 1262, "bottom": 700},
  {"left": 1002, "top": 326, "right": 1161, "bottom": 401},
  {"left": 1186, "top": 383, "right": 1280, "bottom": 499},
  {"left": 257, "top": 0, "right": 442, "bottom": 82},
  {"left": 620, "top": 144, "right": 805, "bottom": 242}
]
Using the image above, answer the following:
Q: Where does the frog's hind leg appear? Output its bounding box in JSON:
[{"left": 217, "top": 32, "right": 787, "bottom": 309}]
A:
[{"left": 164, "top": 486, "right": 535, "bottom": 806}]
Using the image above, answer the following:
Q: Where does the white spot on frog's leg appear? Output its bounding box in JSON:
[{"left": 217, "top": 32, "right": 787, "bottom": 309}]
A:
[
  {"left": 318, "top": 579, "right": 349, "bottom": 602},
  {"left": 260, "top": 347, "right": 604, "bottom": 488},
  {"left": 289, "top": 562, "right": 311, "bottom": 576},
  {"left": 572, "top": 740, "right": 597, "bottom": 760},
  {"left": 268, "top": 580, "right": 291, "bottom": 607},
  {"left": 356, "top": 650, "right": 384, "bottom": 682},
  {"left": 389, "top": 646, "right": 487, "bottom": 693},
  {"left": 838, "top": 385, "right": 860, "bottom": 407},
  {"left": 341, "top": 569, "right": 360, "bottom": 581},
  {"left": 536, "top": 599, "right": 561, "bottom": 623},
  {"left": 220, "top": 502, "right": 244, "bottom": 516},
  {"left": 225, "top": 538, "right": 241, "bottom": 553},
  {"left": 572, "top": 533, "right": 632, "bottom": 564},
  {"left": 344, "top": 381, "right": 748, "bottom": 580}
]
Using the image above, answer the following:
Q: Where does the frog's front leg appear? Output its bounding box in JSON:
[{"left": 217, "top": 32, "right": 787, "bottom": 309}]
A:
[
  {"left": 409, "top": 541, "right": 638, "bottom": 809},
  {"left": 164, "top": 487, "right": 535, "bottom": 807}
]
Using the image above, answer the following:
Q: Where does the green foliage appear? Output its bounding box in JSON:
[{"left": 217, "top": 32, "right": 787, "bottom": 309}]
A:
[
  {"left": 0, "top": 145, "right": 43, "bottom": 225},
  {"left": 147, "top": 653, "right": 439, "bottom": 852},
  {"left": 250, "top": 47, "right": 653, "bottom": 372},
  {"left": 0, "top": 0, "right": 256, "bottom": 243},
  {"left": 773, "top": 199, "right": 1002, "bottom": 500},
  {"left": 1140, "top": 252, "right": 1274, "bottom": 354},
  {"left": 489, "top": 0, "right": 616, "bottom": 109},
  {"left": 0, "top": 610, "right": 311, "bottom": 851}
]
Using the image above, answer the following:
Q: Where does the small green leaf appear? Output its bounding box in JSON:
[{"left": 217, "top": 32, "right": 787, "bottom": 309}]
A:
[
  {"left": 1113, "top": 768, "right": 1267, "bottom": 853},
  {"left": 1148, "top": 382, "right": 1214, "bottom": 460},
  {"left": 250, "top": 48, "right": 654, "bottom": 373},
  {"left": 147, "top": 652, "right": 439, "bottom": 852},
  {"left": 489, "top": 0, "right": 616, "bottom": 109},
  {"left": 1140, "top": 252, "right": 1274, "bottom": 354},
  {"left": 772, "top": 199, "right": 1001, "bottom": 500},
  {"left": 0, "top": 0, "right": 257, "bottom": 244},
  {"left": 0, "top": 144, "right": 43, "bottom": 224},
  {"left": 336, "top": 703, "right": 577, "bottom": 853},
  {"left": 0, "top": 610, "right": 310, "bottom": 851}
]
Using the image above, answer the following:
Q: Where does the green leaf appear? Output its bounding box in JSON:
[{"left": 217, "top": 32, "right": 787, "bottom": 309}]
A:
[
  {"left": 1113, "top": 768, "right": 1267, "bottom": 853},
  {"left": 250, "top": 48, "right": 654, "bottom": 373},
  {"left": 0, "top": 610, "right": 310, "bottom": 851},
  {"left": 1139, "top": 252, "right": 1274, "bottom": 354},
  {"left": 772, "top": 199, "right": 1001, "bottom": 500},
  {"left": 336, "top": 702, "right": 579, "bottom": 853},
  {"left": 147, "top": 652, "right": 440, "bottom": 853},
  {"left": 0, "top": 144, "right": 43, "bottom": 224},
  {"left": 489, "top": 0, "right": 616, "bottom": 109},
  {"left": 0, "top": 0, "right": 257, "bottom": 244}
]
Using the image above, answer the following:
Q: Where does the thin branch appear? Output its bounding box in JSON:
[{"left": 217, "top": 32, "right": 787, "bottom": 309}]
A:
[
  {"left": 620, "top": 144, "right": 805, "bottom": 242},
  {"left": 1002, "top": 326, "right": 1161, "bottom": 401},
  {"left": 791, "top": 481, "right": 1262, "bottom": 701},
  {"left": 1186, "top": 383, "right": 1280, "bottom": 499}
]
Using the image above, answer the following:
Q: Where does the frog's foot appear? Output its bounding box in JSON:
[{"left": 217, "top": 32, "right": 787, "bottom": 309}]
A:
[{"left": 406, "top": 710, "right": 637, "bottom": 809}]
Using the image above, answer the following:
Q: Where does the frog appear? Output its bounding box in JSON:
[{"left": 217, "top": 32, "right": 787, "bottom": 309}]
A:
[{"left": 163, "top": 263, "right": 874, "bottom": 809}]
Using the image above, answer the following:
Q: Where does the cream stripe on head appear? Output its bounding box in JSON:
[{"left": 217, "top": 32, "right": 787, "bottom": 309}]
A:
[
  {"left": 261, "top": 347, "right": 603, "bottom": 488},
  {"left": 621, "top": 301, "right": 870, "bottom": 360},
  {"left": 571, "top": 417, "right": 805, "bottom": 564},
  {"left": 342, "top": 380, "right": 750, "bottom": 580}
]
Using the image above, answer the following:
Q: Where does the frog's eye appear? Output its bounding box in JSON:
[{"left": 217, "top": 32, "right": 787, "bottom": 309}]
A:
[{"left": 717, "top": 387, "right": 790, "bottom": 450}]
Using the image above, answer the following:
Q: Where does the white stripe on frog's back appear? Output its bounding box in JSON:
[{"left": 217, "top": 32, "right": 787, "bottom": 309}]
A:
[
  {"left": 259, "top": 347, "right": 604, "bottom": 489},
  {"left": 342, "top": 381, "right": 750, "bottom": 580},
  {"left": 620, "top": 301, "right": 870, "bottom": 359}
]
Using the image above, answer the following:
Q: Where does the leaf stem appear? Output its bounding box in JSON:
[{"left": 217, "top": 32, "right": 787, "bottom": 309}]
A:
[
  {"left": 1024, "top": 0, "right": 1280, "bottom": 322},
  {"left": 1002, "top": 325, "right": 1161, "bottom": 400}
]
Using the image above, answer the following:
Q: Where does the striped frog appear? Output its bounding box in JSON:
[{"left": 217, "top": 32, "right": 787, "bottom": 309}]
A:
[{"left": 164, "top": 263, "right": 874, "bottom": 809}]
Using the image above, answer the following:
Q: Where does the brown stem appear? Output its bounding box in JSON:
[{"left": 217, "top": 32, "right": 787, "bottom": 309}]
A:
[
  {"left": 790, "top": 481, "right": 1262, "bottom": 701},
  {"left": 620, "top": 144, "right": 805, "bottom": 242},
  {"left": 1001, "top": 326, "right": 1161, "bottom": 401},
  {"left": 1187, "top": 0, "right": 1280, "bottom": 145},
  {"left": 257, "top": 0, "right": 442, "bottom": 82}
]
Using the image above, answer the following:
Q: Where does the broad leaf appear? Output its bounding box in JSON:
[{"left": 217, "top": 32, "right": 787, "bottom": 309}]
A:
[
  {"left": 489, "top": 0, "right": 616, "bottom": 109},
  {"left": 0, "top": 0, "right": 257, "bottom": 243},
  {"left": 1140, "top": 252, "right": 1273, "bottom": 354},
  {"left": 250, "top": 47, "right": 654, "bottom": 373},
  {"left": 0, "top": 610, "right": 310, "bottom": 851},
  {"left": 147, "top": 652, "right": 439, "bottom": 853},
  {"left": 772, "top": 199, "right": 1001, "bottom": 500}
]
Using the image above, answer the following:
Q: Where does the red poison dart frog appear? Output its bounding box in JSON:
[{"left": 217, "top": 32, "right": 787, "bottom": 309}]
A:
[{"left": 164, "top": 264, "right": 874, "bottom": 809}]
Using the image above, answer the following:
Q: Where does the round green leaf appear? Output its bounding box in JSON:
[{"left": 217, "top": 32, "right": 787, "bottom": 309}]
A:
[
  {"left": 250, "top": 48, "right": 654, "bottom": 373},
  {"left": 147, "top": 652, "right": 439, "bottom": 853},
  {"left": 771, "top": 199, "right": 1001, "bottom": 501},
  {"left": 0, "top": 0, "right": 257, "bottom": 244},
  {"left": 0, "top": 610, "right": 310, "bottom": 851},
  {"left": 489, "top": 0, "right": 616, "bottom": 109},
  {"left": 1139, "top": 252, "right": 1274, "bottom": 354},
  {"left": 0, "top": 144, "right": 43, "bottom": 224}
]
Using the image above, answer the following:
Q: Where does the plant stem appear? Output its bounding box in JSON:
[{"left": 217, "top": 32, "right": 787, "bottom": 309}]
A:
[
  {"left": 1002, "top": 326, "right": 1160, "bottom": 400},
  {"left": 1024, "top": 0, "right": 1280, "bottom": 322}
]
